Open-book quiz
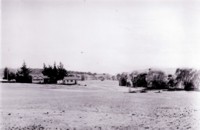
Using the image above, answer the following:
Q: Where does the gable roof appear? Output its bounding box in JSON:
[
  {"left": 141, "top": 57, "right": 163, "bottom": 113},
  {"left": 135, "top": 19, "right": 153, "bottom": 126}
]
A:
[
  {"left": 64, "top": 76, "right": 79, "bottom": 80},
  {"left": 30, "top": 74, "right": 48, "bottom": 79}
]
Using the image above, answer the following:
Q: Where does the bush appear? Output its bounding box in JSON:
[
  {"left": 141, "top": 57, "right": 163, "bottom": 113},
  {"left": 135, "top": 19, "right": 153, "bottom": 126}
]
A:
[
  {"left": 191, "top": 71, "right": 200, "bottom": 90},
  {"left": 119, "top": 74, "right": 127, "bottom": 86},
  {"left": 167, "top": 74, "right": 177, "bottom": 89},
  {"left": 119, "top": 77, "right": 127, "bottom": 86},
  {"left": 175, "top": 68, "right": 200, "bottom": 90},
  {"left": 146, "top": 70, "right": 167, "bottom": 89},
  {"left": 131, "top": 73, "right": 147, "bottom": 87}
]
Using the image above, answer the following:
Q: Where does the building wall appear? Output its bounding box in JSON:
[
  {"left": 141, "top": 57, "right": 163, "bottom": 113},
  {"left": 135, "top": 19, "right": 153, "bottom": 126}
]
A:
[
  {"left": 63, "top": 79, "right": 77, "bottom": 85},
  {"left": 32, "top": 79, "right": 44, "bottom": 83}
]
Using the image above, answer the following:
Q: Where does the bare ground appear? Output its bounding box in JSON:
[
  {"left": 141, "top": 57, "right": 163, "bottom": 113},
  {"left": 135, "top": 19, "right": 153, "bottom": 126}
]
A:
[{"left": 1, "top": 80, "right": 200, "bottom": 130}]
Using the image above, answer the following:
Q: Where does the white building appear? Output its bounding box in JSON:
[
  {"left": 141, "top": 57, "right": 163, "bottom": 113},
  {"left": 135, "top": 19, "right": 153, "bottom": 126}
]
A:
[{"left": 63, "top": 76, "right": 79, "bottom": 85}]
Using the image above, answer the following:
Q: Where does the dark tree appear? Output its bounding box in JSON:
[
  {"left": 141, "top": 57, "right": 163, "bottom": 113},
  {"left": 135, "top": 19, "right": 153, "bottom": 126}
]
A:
[
  {"left": 119, "top": 76, "right": 127, "bottom": 86},
  {"left": 42, "top": 64, "right": 55, "bottom": 83},
  {"left": 119, "top": 74, "right": 127, "bottom": 86},
  {"left": 3, "top": 67, "right": 16, "bottom": 81},
  {"left": 8, "top": 72, "right": 16, "bottom": 81},
  {"left": 132, "top": 73, "right": 147, "bottom": 87},
  {"left": 3, "top": 67, "right": 9, "bottom": 80},
  {"left": 16, "top": 62, "right": 32, "bottom": 83},
  {"left": 42, "top": 62, "right": 67, "bottom": 83},
  {"left": 57, "top": 62, "right": 67, "bottom": 80}
]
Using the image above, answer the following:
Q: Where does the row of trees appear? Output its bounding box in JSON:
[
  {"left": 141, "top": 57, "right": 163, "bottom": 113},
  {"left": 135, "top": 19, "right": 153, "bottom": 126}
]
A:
[
  {"left": 3, "top": 62, "right": 68, "bottom": 83},
  {"left": 3, "top": 68, "right": 16, "bottom": 81},
  {"left": 42, "top": 62, "right": 67, "bottom": 83},
  {"left": 3, "top": 62, "right": 32, "bottom": 83},
  {"left": 118, "top": 68, "right": 200, "bottom": 91}
]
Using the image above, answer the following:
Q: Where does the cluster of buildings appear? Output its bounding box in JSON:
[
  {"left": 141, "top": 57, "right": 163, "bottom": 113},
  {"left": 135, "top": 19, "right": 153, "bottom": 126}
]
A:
[
  {"left": 0, "top": 68, "right": 116, "bottom": 85},
  {"left": 31, "top": 74, "right": 80, "bottom": 85},
  {"left": 30, "top": 73, "right": 116, "bottom": 85}
]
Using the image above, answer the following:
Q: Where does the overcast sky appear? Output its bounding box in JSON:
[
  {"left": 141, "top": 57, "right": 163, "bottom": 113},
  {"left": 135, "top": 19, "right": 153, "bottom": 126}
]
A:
[{"left": 2, "top": 0, "right": 200, "bottom": 74}]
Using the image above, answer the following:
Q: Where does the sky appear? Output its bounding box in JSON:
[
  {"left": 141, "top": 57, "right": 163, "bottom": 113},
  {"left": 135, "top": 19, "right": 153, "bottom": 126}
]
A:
[{"left": 2, "top": 0, "right": 200, "bottom": 74}]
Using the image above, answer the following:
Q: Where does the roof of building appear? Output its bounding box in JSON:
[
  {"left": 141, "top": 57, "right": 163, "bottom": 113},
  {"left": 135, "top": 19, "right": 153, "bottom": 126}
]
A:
[
  {"left": 64, "top": 76, "right": 79, "bottom": 80},
  {"left": 31, "top": 74, "right": 48, "bottom": 79}
]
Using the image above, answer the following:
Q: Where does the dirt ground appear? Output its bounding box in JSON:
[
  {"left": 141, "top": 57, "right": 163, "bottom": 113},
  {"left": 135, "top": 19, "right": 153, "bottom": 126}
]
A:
[{"left": 1, "top": 80, "right": 200, "bottom": 130}]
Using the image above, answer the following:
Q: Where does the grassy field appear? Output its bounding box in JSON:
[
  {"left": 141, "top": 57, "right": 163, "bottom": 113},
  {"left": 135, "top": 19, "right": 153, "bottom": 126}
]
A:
[{"left": 1, "top": 80, "right": 200, "bottom": 130}]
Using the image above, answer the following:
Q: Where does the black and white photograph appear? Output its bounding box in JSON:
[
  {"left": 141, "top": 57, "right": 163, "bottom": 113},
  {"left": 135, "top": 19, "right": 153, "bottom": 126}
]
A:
[{"left": 1, "top": 0, "right": 200, "bottom": 129}]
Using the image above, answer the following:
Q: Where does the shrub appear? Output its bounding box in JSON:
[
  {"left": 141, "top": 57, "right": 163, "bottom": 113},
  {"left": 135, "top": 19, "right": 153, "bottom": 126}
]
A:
[
  {"left": 131, "top": 73, "right": 147, "bottom": 87},
  {"left": 146, "top": 70, "right": 167, "bottom": 89},
  {"left": 167, "top": 74, "right": 177, "bottom": 89},
  {"left": 119, "top": 74, "right": 127, "bottom": 86},
  {"left": 175, "top": 68, "right": 200, "bottom": 90},
  {"left": 119, "top": 77, "right": 127, "bottom": 86}
]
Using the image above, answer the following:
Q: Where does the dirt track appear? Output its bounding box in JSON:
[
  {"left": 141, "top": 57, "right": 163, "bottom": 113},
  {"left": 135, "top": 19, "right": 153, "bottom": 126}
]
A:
[{"left": 1, "top": 81, "right": 200, "bottom": 130}]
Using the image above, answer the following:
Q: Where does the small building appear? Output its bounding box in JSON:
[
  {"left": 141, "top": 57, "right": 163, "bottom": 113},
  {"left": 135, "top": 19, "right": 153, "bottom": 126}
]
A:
[
  {"left": 31, "top": 74, "right": 48, "bottom": 84},
  {"left": 63, "top": 76, "right": 79, "bottom": 85}
]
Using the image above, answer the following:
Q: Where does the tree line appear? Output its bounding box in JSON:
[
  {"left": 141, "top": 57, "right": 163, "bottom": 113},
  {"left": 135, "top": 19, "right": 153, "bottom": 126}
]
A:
[
  {"left": 118, "top": 68, "right": 200, "bottom": 91},
  {"left": 3, "top": 62, "right": 68, "bottom": 83}
]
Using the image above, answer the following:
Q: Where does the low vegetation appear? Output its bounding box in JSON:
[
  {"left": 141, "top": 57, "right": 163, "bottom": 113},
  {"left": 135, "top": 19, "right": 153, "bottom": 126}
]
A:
[
  {"left": 118, "top": 68, "right": 200, "bottom": 91},
  {"left": 2, "top": 62, "right": 200, "bottom": 91}
]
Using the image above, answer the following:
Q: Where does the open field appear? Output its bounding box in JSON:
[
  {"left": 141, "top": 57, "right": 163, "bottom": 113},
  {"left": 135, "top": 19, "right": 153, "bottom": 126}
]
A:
[{"left": 1, "top": 80, "right": 200, "bottom": 130}]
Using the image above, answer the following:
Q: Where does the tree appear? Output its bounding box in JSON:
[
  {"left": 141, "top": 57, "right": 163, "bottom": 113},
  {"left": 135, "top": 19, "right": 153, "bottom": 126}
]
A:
[
  {"left": 116, "top": 74, "right": 121, "bottom": 81},
  {"left": 8, "top": 72, "right": 16, "bottom": 81},
  {"left": 175, "top": 68, "right": 192, "bottom": 83},
  {"left": 57, "top": 62, "right": 67, "bottom": 80},
  {"left": 42, "top": 62, "right": 67, "bottom": 83},
  {"left": 119, "top": 73, "right": 127, "bottom": 86},
  {"left": 167, "top": 74, "right": 176, "bottom": 89},
  {"left": 3, "top": 67, "right": 9, "bottom": 80},
  {"left": 175, "top": 68, "right": 200, "bottom": 90},
  {"left": 3, "top": 67, "right": 16, "bottom": 81},
  {"left": 42, "top": 64, "right": 55, "bottom": 83},
  {"left": 132, "top": 73, "right": 147, "bottom": 87},
  {"left": 146, "top": 70, "right": 167, "bottom": 89},
  {"left": 16, "top": 62, "right": 32, "bottom": 83}
]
